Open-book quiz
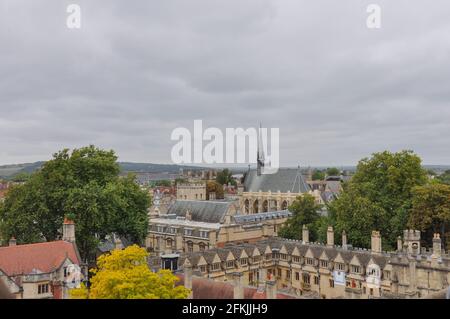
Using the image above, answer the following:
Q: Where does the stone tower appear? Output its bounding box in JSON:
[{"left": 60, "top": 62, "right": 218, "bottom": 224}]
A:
[
  {"left": 403, "top": 229, "right": 421, "bottom": 255},
  {"left": 62, "top": 217, "right": 76, "bottom": 243}
]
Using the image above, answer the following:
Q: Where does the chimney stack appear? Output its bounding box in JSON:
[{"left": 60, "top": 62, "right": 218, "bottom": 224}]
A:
[
  {"left": 9, "top": 237, "right": 16, "bottom": 247},
  {"left": 342, "top": 230, "right": 348, "bottom": 250},
  {"left": 371, "top": 231, "right": 381, "bottom": 254},
  {"left": 302, "top": 225, "right": 309, "bottom": 244},
  {"left": 63, "top": 218, "right": 76, "bottom": 243},
  {"left": 184, "top": 261, "right": 193, "bottom": 299},
  {"left": 327, "top": 226, "right": 334, "bottom": 247},
  {"left": 432, "top": 233, "right": 442, "bottom": 259},
  {"left": 233, "top": 272, "right": 244, "bottom": 299}
]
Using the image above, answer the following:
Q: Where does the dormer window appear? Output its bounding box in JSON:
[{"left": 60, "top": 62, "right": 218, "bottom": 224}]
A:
[
  {"left": 306, "top": 257, "right": 314, "bottom": 265},
  {"left": 265, "top": 253, "right": 272, "bottom": 260},
  {"left": 226, "top": 260, "right": 235, "bottom": 268},
  {"left": 320, "top": 260, "right": 329, "bottom": 268},
  {"left": 292, "top": 256, "right": 301, "bottom": 263},
  {"left": 335, "top": 263, "right": 345, "bottom": 271},
  {"left": 350, "top": 265, "right": 361, "bottom": 274},
  {"left": 240, "top": 258, "right": 248, "bottom": 266},
  {"left": 210, "top": 263, "right": 221, "bottom": 271},
  {"left": 280, "top": 253, "right": 288, "bottom": 260}
]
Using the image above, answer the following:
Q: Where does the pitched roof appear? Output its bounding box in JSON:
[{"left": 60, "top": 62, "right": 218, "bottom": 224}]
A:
[
  {"left": 166, "top": 200, "right": 232, "bottom": 223},
  {"left": 176, "top": 274, "right": 299, "bottom": 299},
  {"left": 0, "top": 241, "right": 80, "bottom": 276},
  {"left": 243, "top": 168, "right": 311, "bottom": 193}
]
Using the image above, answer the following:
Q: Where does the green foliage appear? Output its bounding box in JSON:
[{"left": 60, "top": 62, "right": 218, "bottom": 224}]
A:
[
  {"left": 279, "top": 194, "right": 322, "bottom": 242},
  {"left": 408, "top": 183, "right": 450, "bottom": 249},
  {"left": 71, "top": 245, "right": 190, "bottom": 299},
  {"left": 436, "top": 170, "right": 450, "bottom": 185},
  {"left": 9, "top": 172, "right": 31, "bottom": 182},
  {"left": 312, "top": 170, "right": 325, "bottom": 181},
  {"left": 0, "top": 145, "right": 150, "bottom": 262},
  {"left": 216, "top": 169, "right": 237, "bottom": 187},
  {"left": 206, "top": 181, "right": 224, "bottom": 199},
  {"left": 326, "top": 167, "right": 340, "bottom": 176},
  {"left": 151, "top": 180, "right": 172, "bottom": 187},
  {"left": 327, "top": 150, "right": 427, "bottom": 249}
]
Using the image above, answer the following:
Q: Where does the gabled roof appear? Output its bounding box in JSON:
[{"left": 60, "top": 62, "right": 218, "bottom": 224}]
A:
[
  {"left": 243, "top": 168, "right": 311, "bottom": 193},
  {"left": 166, "top": 200, "right": 233, "bottom": 223},
  {"left": 0, "top": 241, "right": 80, "bottom": 277}
]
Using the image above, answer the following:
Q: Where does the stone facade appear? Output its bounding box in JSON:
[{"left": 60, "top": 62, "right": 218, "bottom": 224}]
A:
[
  {"left": 180, "top": 228, "right": 450, "bottom": 299},
  {"left": 177, "top": 183, "right": 207, "bottom": 201}
]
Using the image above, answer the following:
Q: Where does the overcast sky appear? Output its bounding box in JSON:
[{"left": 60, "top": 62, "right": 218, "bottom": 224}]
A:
[{"left": 1, "top": 0, "right": 449, "bottom": 166}]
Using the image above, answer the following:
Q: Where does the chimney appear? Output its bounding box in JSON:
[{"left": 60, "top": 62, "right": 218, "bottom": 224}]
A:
[
  {"left": 184, "top": 261, "right": 193, "bottom": 299},
  {"left": 265, "top": 275, "right": 277, "bottom": 299},
  {"left": 371, "top": 231, "right": 381, "bottom": 254},
  {"left": 397, "top": 236, "right": 403, "bottom": 252},
  {"left": 432, "top": 233, "right": 442, "bottom": 259},
  {"left": 114, "top": 234, "right": 123, "bottom": 250},
  {"left": 302, "top": 225, "right": 309, "bottom": 244},
  {"left": 233, "top": 272, "right": 244, "bottom": 299},
  {"left": 342, "top": 230, "right": 348, "bottom": 250},
  {"left": 9, "top": 237, "right": 17, "bottom": 247},
  {"left": 185, "top": 210, "right": 192, "bottom": 221},
  {"left": 63, "top": 218, "right": 76, "bottom": 243},
  {"left": 327, "top": 226, "right": 334, "bottom": 247}
]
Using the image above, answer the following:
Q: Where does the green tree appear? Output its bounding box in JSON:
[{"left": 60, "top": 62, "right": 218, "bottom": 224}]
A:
[
  {"left": 328, "top": 150, "right": 427, "bottom": 249},
  {"left": 71, "top": 245, "right": 190, "bottom": 299},
  {"left": 436, "top": 170, "right": 450, "bottom": 185},
  {"left": 279, "top": 194, "right": 322, "bottom": 241},
  {"left": 326, "top": 167, "right": 340, "bottom": 176},
  {"left": 206, "top": 181, "right": 224, "bottom": 199},
  {"left": 408, "top": 183, "right": 450, "bottom": 249},
  {"left": 216, "top": 169, "right": 237, "bottom": 187},
  {"left": 0, "top": 146, "right": 150, "bottom": 262},
  {"left": 312, "top": 170, "right": 325, "bottom": 181}
]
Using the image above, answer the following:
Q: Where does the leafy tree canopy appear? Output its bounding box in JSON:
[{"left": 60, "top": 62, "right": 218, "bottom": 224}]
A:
[
  {"left": 312, "top": 170, "right": 325, "bottom": 181},
  {"left": 0, "top": 145, "right": 150, "bottom": 262},
  {"left": 216, "top": 169, "right": 237, "bottom": 187},
  {"left": 326, "top": 167, "right": 340, "bottom": 176},
  {"left": 327, "top": 150, "right": 427, "bottom": 249},
  {"left": 71, "top": 245, "right": 190, "bottom": 299},
  {"left": 279, "top": 194, "right": 323, "bottom": 242}
]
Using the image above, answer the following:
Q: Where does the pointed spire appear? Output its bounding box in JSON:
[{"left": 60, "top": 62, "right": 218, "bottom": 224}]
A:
[{"left": 257, "top": 122, "right": 265, "bottom": 176}]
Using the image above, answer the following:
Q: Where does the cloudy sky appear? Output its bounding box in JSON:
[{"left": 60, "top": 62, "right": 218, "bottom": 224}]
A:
[{"left": 1, "top": 0, "right": 449, "bottom": 166}]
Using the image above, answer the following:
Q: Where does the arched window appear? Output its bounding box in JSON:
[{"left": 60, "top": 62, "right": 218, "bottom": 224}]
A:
[
  {"left": 166, "top": 238, "right": 173, "bottom": 248},
  {"left": 281, "top": 200, "right": 288, "bottom": 210},
  {"left": 253, "top": 200, "right": 259, "bottom": 214},
  {"left": 199, "top": 242, "right": 206, "bottom": 252},
  {"left": 262, "top": 200, "right": 268, "bottom": 212},
  {"left": 187, "top": 241, "right": 194, "bottom": 253}
]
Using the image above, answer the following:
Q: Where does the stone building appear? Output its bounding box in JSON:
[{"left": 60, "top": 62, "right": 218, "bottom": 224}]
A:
[
  {"left": 146, "top": 200, "right": 291, "bottom": 255},
  {"left": 180, "top": 228, "right": 450, "bottom": 299},
  {"left": 0, "top": 219, "right": 84, "bottom": 299},
  {"left": 240, "top": 168, "right": 323, "bottom": 214},
  {"left": 177, "top": 183, "right": 207, "bottom": 201}
]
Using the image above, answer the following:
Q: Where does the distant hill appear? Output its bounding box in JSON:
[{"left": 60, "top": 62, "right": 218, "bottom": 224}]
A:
[{"left": 0, "top": 161, "right": 205, "bottom": 179}]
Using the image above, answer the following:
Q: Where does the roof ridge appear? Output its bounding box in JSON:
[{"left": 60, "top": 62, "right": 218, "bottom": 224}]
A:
[{"left": 0, "top": 240, "right": 68, "bottom": 250}]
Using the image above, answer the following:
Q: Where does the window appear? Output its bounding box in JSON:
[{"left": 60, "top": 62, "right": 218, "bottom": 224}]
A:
[
  {"left": 292, "top": 256, "right": 301, "bottom": 263},
  {"left": 184, "top": 229, "right": 193, "bottom": 236},
  {"left": 306, "top": 258, "right": 314, "bottom": 265},
  {"left": 240, "top": 258, "right": 248, "bottom": 266},
  {"left": 199, "top": 243, "right": 206, "bottom": 252},
  {"left": 187, "top": 242, "right": 194, "bottom": 253},
  {"left": 286, "top": 270, "right": 291, "bottom": 279},
  {"left": 295, "top": 272, "right": 300, "bottom": 281},
  {"left": 157, "top": 226, "right": 164, "bottom": 233},
  {"left": 272, "top": 252, "right": 280, "bottom": 259},
  {"left": 166, "top": 239, "right": 172, "bottom": 248},
  {"left": 211, "top": 263, "right": 221, "bottom": 271},
  {"left": 38, "top": 284, "right": 49, "bottom": 294},
  {"left": 226, "top": 260, "right": 234, "bottom": 268},
  {"left": 314, "top": 276, "right": 320, "bottom": 285},
  {"left": 302, "top": 274, "right": 310, "bottom": 284},
  {"left": 199, "top": 231, "right": 209, "bottom": 238},
  {"left": 351, "top": 265, "right": 361, "bottom": 274},
  {"left": 320, "top": 260, "right": 328, "bottom": 268},
  {"left": 335, "top": 263, "right": 345, "bottom": 271},
  {"left": 265, "top": 253, "right": 272, "bottom": 261},
  {"left": 329, "top": 279, "right": 334, "bottom": 288},
  {"left": 252, "top": 256, "right": 261, "bottom": 263},
  {"left": 200, "top": 265, "right": 207, "bottom": 273},
  {"left": 196, "top": 194, "right": 198, "bottom": 199},
  {"left": 277, "top": 269, "right": 282, "bottom": 278},
  {"left": 280, "top": 253, "right": 288, "bottom": 261},
  {"left": 383, "top": 270, "right": 391, "bottom": 280},
  {"left": 370, "top": 288, "right": 374, "bottom": 296}
]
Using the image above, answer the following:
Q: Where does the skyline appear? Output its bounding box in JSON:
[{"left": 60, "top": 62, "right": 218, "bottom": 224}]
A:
[{"left": 1, "top": 1, "right": 450, "bottom": 166}]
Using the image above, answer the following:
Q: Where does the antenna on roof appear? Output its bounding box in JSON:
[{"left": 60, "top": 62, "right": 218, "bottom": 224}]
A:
[{"left": 257, "top": 122, "right": 265, "bottom": 176}]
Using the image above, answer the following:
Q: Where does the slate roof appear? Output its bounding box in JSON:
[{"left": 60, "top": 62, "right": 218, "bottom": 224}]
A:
[
  {"left": 233, "top": 210, "right": 291, "bottom": 224},
  {"left": 243, "top": 168, "right": 311, "bottom": 193},
  {"left": 166, "top": 200, "right": 232, "bottom": 223}
]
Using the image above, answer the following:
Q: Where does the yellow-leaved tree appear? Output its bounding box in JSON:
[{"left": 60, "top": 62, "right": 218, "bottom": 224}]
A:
[{"left": 71, "top": 245, "right": 190, "bottom": 299}]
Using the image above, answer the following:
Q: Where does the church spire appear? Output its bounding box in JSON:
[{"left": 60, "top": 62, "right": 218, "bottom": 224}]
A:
[{"left": 257, "top": 123, "right": 265, "bottom": 176}]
